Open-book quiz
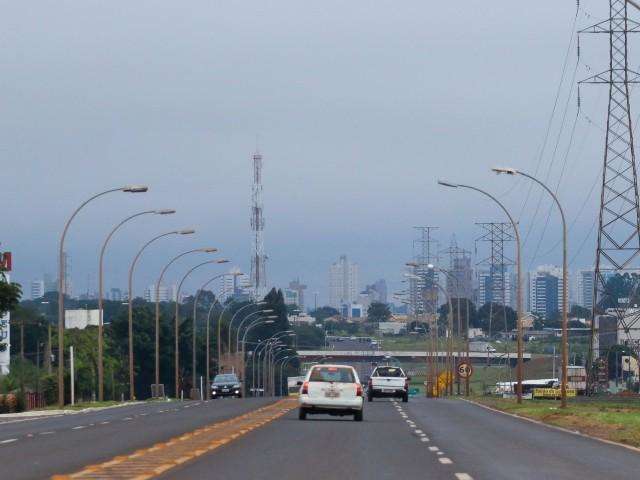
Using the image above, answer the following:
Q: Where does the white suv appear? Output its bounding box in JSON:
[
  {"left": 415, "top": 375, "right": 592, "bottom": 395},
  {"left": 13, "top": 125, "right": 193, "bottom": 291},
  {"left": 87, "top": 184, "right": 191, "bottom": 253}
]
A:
[{"left": 298, "top": 364, "right": 364, "bottom": 421}]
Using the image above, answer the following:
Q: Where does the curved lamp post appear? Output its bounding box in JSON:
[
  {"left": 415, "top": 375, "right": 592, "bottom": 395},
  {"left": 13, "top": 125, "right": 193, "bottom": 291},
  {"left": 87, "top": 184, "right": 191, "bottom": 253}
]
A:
[
  {"left": 97, "top": 209, "right": 175, "bottom": 401},
  {"left": 405, "top": 272, "right": 453, "bottom": 397},
  {"left": 57, "top": 184, "right": 147, "bottom": 407},
  {"left": 235, "top": 310, "right": 275, "bottom": 353},
  {"left": 126, "top": 228, "right": 194, "bottom": 400},
  {"left": 438, "top": 179, "right": 524, "bottom": 403},
  {"left": 189, "top": 270, "right": 234, "bottom": 397},
  {"left": 493, "top": 166, "right": 568, "bottom": 407},
  {"left": 174, "top": 258, "right": 228, "bottom": 398},
  {"left": 154, "top": 247, "right": 217, "bottom": 391}
]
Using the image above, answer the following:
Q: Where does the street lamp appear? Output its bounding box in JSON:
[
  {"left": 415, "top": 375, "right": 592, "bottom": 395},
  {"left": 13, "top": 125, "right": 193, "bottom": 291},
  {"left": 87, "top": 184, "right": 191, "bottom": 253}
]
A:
[
  {"left": 228, "top": 303, "right": 272, "bottom": 355},
  {"left": 235, "top": 310, "right": 276, "bottom": 353},
  {"left": 126, "top": 228, "right": 193, "bottom": 400},
  {"left": 57, "top": 185, "right": 148, "bottom": 407},
  {"left": 97, "top": 209, "right": 175, "bottom": 401},
  {"left": 174, "top": 259, "right": 228, "bottom": 399},
  {"left": 438, "top": 179, "right": 524, "bottom": 403},
  {"left": 190, "top": 271, "right": 236, "bottom": 399},
  {"left": 153, "top": 247, "right": 217, "bottom": 395},
  {"left": 493, "top": 166, "right": 569, "bottom": 407},
  {"left": 239, "top": 318, "right": 277, "bottom": 355},
  {"left": 219, "top": 301, "right": 267, "bottom": 373},
  {"left": 404, "top": 271, "right": 453, "bottom": 397}
]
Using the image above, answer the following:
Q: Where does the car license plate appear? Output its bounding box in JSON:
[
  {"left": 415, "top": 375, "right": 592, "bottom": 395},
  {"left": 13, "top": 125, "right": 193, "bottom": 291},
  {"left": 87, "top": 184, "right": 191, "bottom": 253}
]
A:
[
  {"left": 222, "top": 389, "right": 229, "bottom": 392},
  {"left": 325, "top": 390, "right": 340, "bottom": 398},
  {"left": 382, "top": 388, "right": 394, "bottom": 393}
]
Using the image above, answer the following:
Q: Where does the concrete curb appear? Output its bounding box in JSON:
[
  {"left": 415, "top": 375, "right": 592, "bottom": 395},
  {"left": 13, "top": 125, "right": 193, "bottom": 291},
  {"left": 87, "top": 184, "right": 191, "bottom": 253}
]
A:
[
  {"left": 460, "top": 398, "right": 640, "bottom": 455},
  {"left": 0, "top": 401, "right": 144, "bottom": 420}
]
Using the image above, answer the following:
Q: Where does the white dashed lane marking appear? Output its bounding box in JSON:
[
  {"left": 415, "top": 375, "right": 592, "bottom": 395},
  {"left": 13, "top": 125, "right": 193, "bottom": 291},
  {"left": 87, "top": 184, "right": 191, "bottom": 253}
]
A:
[
  {"left": 72, "top": 426, "right": 86, "bottom": 430},
  {"left": 39, "top": 431, "right": 55, "bottom": 435},
  {"left": 0, "top": 439, "right": 18, "bottom": 444},
  {"left": 455, "top": 474, "right": 474, "bottom": 480},
  {"left": 439, "top": 457, "right": 453, "bottom": 465},
  {"left": 420, "top": 437, "right": 430, "bottom": 442},
  {"left": 429, "top": 446, "right": 439, "bottom": 452}
]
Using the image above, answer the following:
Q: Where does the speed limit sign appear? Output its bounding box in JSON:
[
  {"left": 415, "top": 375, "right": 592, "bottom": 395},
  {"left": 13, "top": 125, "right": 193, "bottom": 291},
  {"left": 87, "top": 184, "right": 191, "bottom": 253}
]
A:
[{"left": 457, "top": 362, "right": 473, "bottom": 379}]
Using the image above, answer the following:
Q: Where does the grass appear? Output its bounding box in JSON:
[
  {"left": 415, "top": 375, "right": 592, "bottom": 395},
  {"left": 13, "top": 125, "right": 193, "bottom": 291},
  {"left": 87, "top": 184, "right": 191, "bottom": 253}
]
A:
[
  {"left": 472, "top": 396, "right": 640, "bottom": 448},
  {"left": 37, "top": 400, "right": 131, "bottom": 411}
]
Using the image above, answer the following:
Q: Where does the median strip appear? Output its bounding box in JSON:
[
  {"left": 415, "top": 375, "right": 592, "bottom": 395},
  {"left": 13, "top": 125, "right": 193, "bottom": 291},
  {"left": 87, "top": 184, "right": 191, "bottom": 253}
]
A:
[{"left": 51, "top": 399, "right": 297, "bottom": 480}]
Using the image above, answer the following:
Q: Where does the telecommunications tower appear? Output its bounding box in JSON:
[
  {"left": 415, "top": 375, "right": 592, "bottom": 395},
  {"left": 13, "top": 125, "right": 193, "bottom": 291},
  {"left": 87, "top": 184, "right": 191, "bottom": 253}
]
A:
[
  {"left": 250, "top": 151, "right": 267, "bottom": 299},
  {"left": 580, "top": 1, "right": 640, "bottom": 363}
]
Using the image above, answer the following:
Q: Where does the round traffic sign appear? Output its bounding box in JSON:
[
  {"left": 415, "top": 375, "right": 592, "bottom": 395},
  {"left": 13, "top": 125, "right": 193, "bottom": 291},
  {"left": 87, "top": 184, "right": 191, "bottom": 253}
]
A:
[{"left": 457, "top": 362, "right": 473, "bottom": 379}]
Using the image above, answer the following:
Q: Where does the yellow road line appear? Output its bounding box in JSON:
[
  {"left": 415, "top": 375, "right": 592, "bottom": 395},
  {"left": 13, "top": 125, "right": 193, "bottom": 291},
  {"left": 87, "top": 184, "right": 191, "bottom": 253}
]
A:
[{"left": 52, "top": 399, "right": 297, "bottom": 480}]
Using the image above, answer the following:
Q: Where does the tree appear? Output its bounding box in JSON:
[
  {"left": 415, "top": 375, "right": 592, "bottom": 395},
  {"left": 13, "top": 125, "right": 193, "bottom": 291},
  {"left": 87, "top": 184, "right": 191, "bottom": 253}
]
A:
[
  {"left": 0, "top": 267, "right": 21, "bottom": 319},
  {"left": 367, "top": 302, "right": 391, "bottom": 323},
  {"left": 570, "top": 304, "right": 591, "bottom": 319},
  {"left": 438, "top": 298, "right": 477, "bottom": 334},
  {"left": 476, "top": 303, "right": 517, "bottom": 335},
  {"left": 0, "top": 266, "right": 21, "bottom": 354}
]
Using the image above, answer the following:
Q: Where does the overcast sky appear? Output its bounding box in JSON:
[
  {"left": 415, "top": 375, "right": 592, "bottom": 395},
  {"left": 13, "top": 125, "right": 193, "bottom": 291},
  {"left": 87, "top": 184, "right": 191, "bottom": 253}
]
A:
[{"left": 2, "top": 1, "right": 623, "bottom": 305}]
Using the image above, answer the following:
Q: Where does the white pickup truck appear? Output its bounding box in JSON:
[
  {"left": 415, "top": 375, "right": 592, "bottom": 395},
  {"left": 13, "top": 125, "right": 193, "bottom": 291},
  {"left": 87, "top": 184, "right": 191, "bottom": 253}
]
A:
[{"left": 367, "top": 365, "right": 409, "bottom": 402}]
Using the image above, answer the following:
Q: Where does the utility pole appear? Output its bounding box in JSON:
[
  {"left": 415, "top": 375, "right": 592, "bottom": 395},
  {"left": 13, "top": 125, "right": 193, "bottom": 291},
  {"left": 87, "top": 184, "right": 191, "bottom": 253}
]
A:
[{"left": 580, "top": 0, "right": 640, "bottom": 390}]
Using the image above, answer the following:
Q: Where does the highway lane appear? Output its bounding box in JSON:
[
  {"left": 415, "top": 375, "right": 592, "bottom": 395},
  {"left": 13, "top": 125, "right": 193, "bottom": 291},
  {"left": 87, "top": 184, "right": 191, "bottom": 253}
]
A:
[
  {"left": 160, "top": 399, "right": 471, "bottom": 480},
  {"left": 405, "top": 397, "right": 640, "bottom": 480},
  {"left": 0, "top": 397, "right": 273, "bottom": 480},
  {"left": 159, "top": 396, "right": 640, "bottom": 480}
]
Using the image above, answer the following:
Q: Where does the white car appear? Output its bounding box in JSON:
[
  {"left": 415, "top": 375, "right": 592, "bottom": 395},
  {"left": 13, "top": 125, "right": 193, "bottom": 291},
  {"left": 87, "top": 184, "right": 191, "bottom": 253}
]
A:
[{"left": 298, "top": 364, "right": 364, "bottom": 421}]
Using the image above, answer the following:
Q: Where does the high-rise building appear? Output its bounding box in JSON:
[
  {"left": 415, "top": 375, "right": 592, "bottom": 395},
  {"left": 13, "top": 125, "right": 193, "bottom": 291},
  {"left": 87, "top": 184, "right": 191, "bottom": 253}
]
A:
[
  {"left": 528, "top": 265, "right": 564, "bottom": 319},
  {"left": 31, "top": 280, "right": 45, "bottom": 300},
  {"left": 109, "top": 288, "right": 123, "bottom": 302},
  {"left": 329, "top": 255, "right": 359, "bottom": 309},
  {"left": 284, "top": 289, "right": 299, "bottom": 306},
  {"left": 449, "top": 256, "right": 473, "bottom": 300},
  {"left": 144, "top": 284, "right": 177, "bottom": 303},
  {"left": 576, "top": 269, "right": 594, "bottom": 310},
  {"left": 477, "top": 267, "right": 513, "bottom": 308},
  {"left": 288, "top": 279, "right": 307, "bottom": 309},
  {"left": 218, "top": 270, "right": 252, "bottom": 302},
  {"left": 368, "top": 279, "right": 388, "bottom": 304}
]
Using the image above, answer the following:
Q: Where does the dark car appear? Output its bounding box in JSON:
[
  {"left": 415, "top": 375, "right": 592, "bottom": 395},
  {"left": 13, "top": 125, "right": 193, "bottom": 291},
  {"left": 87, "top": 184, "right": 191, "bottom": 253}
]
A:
[{"left": 211, "top": 373, "right": 242, "bottom": 398}]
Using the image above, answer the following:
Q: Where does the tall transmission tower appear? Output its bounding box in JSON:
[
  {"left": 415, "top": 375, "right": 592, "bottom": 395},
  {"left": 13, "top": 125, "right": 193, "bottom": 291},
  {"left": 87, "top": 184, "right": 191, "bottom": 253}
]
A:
[
  {"left": 408, "top": 226, "right": 439, "bottom": 316},
  {"left": 250, "top": 151, "right": 267, "bottom": 299},
  {"left": 580, "top": 1, "right": 640, "bottom": 364},
  {"left": 475, "top": 222, "right": 514, "bottom": 308}
]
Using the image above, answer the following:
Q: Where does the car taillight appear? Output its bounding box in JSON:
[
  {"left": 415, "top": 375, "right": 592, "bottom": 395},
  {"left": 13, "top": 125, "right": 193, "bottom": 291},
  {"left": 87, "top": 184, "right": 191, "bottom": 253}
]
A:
[
  {"left": 356, "top": 384, "right": 363, "bottom": 397},
  {"left": 301, "top": 381, "right": 309, "bottom": 395}
]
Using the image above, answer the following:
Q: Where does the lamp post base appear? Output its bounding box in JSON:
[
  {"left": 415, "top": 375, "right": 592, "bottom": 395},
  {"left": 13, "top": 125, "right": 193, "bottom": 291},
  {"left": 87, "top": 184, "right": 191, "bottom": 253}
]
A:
[{"left": 150, "top": 384, "right": 165, "bottom": 398}]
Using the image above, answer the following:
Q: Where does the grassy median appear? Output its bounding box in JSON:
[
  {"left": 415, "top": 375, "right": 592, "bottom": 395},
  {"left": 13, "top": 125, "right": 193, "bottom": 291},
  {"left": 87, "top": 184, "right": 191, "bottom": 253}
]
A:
[{"left": 472, "top": 396, "right": 640, "bottom": 448}]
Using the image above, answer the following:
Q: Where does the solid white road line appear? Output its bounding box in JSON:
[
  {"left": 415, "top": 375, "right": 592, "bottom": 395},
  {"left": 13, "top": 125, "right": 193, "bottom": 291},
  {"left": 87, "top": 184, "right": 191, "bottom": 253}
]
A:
[{"left": 438, "top": 457, "right": 452, "bottom": 465}]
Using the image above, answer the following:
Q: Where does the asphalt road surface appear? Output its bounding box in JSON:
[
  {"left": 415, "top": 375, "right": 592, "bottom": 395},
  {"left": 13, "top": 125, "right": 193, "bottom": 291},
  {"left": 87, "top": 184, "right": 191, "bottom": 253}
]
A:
[
  {"left": 3, "top": 396, "right": 640, "bottom": 479},
  {"left": 161, "top": 397, "right": 640, "bottom": 480},
  {"left": 0, "top": 397, "right": 272, "bottom": 480}
]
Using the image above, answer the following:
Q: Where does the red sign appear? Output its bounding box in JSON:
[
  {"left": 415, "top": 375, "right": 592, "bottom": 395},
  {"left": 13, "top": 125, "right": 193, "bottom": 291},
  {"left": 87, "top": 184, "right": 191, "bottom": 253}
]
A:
[{"left": 0, "top": 252, "right": 12, "bottom": 272}]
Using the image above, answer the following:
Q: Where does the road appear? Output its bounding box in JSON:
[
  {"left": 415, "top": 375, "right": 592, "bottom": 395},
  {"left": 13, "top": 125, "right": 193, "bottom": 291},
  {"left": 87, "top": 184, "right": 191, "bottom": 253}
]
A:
[
  {"left": 2, "top": 396, "right": 640, "bottom": 479},
  {"left": 0, "top": 397, "right": 272, "bottom": 480},
  {"left": 161, "top": 396, "right": 640, "bottom": 480}
]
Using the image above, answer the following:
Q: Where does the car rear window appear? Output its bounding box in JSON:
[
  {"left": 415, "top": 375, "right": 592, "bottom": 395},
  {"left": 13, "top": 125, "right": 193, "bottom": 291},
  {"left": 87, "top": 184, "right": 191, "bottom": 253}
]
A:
[
  {"left": 309, "top": 366, "right": 355, "bottom": 383},
  {"left": 214, "top": 374, "right": 238, "bottom": 383},
  {"left": 374, "top": 367, "right": 404, "bottom": 377}
]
